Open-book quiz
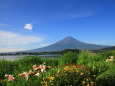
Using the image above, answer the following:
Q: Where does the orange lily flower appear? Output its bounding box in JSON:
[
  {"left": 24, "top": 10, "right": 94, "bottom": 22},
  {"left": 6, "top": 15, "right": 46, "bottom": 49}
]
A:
[
  {"left": 33, "top": 64, "right": 39, "bottom": 71},
  {"left": 18, "top": 72, "right": 29, "bottom": 81},
  {"left": 8, "top": 75, "right": 14, "bottom": 82},
  {"left": 38, "top": 64, "right": 46, "bottom": 72},
  {"left": 5, "top": 74, "right": 9, "bottom": 77},
  {"left": 29, "top": 70, "right": 36, "bottom": 74},
  {"left": 34, "top": 72, "right": 40, "bottom": 77}
]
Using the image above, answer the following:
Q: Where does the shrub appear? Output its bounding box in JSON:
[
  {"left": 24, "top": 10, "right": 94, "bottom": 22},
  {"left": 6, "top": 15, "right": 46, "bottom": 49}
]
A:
[
  {"left": 77, "top": 50, "right": 93, "bottom": 65},
  {"left": 41, "top": 64, "right": 96, "bottom": 86},
  {"left": 15, "top": 56, "right": 43, "bottom": 72},
  {"left": 96, "top": 70, "right": 115, "bottom": 86},
  {"left": 0, "top": 60, "right": 17, "bottom": 79},
  {"left": 42, "top": 58, "right": 59, "bottom": 67},
  {"left": 100, "top": 50, "right": 115, "bottom": 59},
  {"left": 87, "top": 61, "right": 109, "bottom": 75},
  {"left": 77, "top": 50, "right": 110, "bottom": 76},
  {"left": 59, "top": 52, "right": 78, "bottom": 66}
]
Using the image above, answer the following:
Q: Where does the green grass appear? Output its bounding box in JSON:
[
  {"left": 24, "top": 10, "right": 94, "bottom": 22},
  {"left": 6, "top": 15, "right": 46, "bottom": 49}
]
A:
[{"left": 0, "top": 50, "right": 115, "bottom": 86}]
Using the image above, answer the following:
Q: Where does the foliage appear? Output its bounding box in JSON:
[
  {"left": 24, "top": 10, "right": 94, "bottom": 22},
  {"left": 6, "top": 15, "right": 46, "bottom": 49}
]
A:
[
  {"left": 101, "top": 46, "right": 115, "bottom": 50},
  {"left": 100, "top": 50, "right": 115, "bottom": 58},
  {"left": 59, "top": 52, "right": 78, "bottom": 66},
  {"left": 15, "top": 56, "right": 43, "bottom": 70},
  {"left": 0, "top": 50, "right": 115, "bottom": 86},
  {"left": 0, "top": 60, "right": 17, "bottom": 79},
  {"left": 60, "top": 49, "right": 80, "bottom": 55},
  {"left": 41, "top": 64, "right": 96, "bottom": 86},
  {"left": 77, "top": 50, "right": 110, "bottom": 75},
  {"left": 96, "top": 70, "right": 115, "bottom": 86},
  {"left": 42, "top": 58, "right": 59, "bottom": 67}
]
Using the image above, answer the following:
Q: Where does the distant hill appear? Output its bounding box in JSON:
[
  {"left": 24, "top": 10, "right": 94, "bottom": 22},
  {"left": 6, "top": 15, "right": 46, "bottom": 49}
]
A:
[
  {"left": 101, "top": 46, "right": 115, "bottom": 50},
  {"left": 26, "top": 36, "right": 109, "bottom": 52}
]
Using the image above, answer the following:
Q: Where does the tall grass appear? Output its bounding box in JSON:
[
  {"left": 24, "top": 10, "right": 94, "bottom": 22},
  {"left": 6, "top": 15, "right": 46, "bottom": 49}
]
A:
[
  {"left": 0, "top": 56, "right": 59, "bottom": 86},
  {"left": 0, "top": 50, "right": 115, "bottom": 86},
  {"left": 59, "top": 52, "right": 78, "bottom": 66}
]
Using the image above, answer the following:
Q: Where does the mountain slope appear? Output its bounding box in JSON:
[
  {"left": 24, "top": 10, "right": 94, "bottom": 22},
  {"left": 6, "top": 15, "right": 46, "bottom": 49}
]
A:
[
  {"left": 27, "top": 36, "right": 109, "bottom": 52},
  {"left": 101, "top": 46, "right": 115, "bottom": 50}
]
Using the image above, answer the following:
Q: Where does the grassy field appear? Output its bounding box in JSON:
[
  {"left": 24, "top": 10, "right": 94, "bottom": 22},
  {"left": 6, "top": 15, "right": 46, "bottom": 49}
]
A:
[{"left": 0, "top": 50, "right": 115, "bottom": 86}]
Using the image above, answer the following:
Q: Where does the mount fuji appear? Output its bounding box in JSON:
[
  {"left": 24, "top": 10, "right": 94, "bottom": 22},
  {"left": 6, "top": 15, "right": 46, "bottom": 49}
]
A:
[{"left": 26, "top": 36, "right": 109, "bottom": 52}]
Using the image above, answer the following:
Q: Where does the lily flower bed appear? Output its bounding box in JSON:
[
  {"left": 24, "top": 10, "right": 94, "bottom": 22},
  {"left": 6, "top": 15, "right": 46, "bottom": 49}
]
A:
[
  {"left": 4, "top": 63, "right": 52, "bottom": 82},
  {"left": 4, "top": 63, "right": 97, "bottom": 86}
]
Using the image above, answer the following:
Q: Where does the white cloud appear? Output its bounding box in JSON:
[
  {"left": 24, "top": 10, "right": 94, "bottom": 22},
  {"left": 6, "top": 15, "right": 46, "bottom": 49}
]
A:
[
  {"left": 40, "top": 43, "right": 50, "bottom": 47},
  {"left": 0, "top": 47, "right": 26, "bottom": 53},
  {"left": 0, "top": 30, "right": 42, "bottom": 45},
  {"left": 24, "top": 24, "right": 33, "bottom": 30}
]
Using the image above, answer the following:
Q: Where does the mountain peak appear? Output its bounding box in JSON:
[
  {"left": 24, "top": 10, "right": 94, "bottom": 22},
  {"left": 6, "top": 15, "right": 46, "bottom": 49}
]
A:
[
  {"left": 62, "top": 36, "right": 79, "bottom": 42},
  {"left": 65, "top": 36, "right": 75, "bottom": 39},
  {"left": 26, "top": 36, "right": 109, "bottom": 52}
]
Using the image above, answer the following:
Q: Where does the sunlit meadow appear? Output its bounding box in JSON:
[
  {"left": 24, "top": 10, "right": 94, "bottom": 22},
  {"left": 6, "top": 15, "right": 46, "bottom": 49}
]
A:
[{"left": 0, "top": 50, "right": 115, "bottom": 86}]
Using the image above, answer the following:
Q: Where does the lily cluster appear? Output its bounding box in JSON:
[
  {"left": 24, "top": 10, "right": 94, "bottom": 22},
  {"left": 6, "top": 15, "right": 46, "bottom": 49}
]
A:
[
  {"left": 5, "top": 62, "right": 52, "bottom": 81},
  {"left": 4, "top": 74, "right": 14, "bottom": 82},
  {"left": 106, "top": 56, "right": 115, "bottom": 62}
]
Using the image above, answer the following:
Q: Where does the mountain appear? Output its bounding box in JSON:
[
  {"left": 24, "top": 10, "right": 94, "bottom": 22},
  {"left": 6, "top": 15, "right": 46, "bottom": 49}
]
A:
[
  {"left": 26, "top": 36, "right": 109, "bottom": 52},
  {"left": 101, "top": 46, "right": 115, "bottom": 50}
]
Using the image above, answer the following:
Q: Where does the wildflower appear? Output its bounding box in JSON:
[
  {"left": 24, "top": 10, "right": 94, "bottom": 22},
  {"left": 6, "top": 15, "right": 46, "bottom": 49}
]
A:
[
  {"left": 48, "top": 77, "right": 54, "bottom": 80},
  {"left": 80, "top": 72, "right": 83, "bottom": 75},
  {"left": 76, "top": 70, "right": 79, "bottom": 72},
  {"left": 42, "top": 62, "right": 46, "bottom": 64},
  {"left": 87, "top": 84, "right": 90, "bottom": 86},
  {"left": 109, "top": 56, "right": 114, "bottom": 59},
  {"left": 84, "top": 65, "right": 87, "bottom": 68},
  {"left": 18, "top": 72, "right": 29, "bottom": 81},
  {"left": 90, "top": 81, "right": 94, "bottom": 84},
  {"left": 8, "top": 75, "right": 14, "bottom": 82},
  {"left": 109, "top": 59, "right": 114, "bottom": 61},
  {"left": 51, "top": 83, "right": 54, "bottom": 85},
  {"left": 82, "top": 81, "right": 85, "bottom": 84},
  {"left": 5, "top": 74, "right": 14, "bottom": 82},
  {"left": 5, "top": 74, "right": 9, "bottom": 77},
  {"left": 106, "top": 59, "right": 113, "bottom": 62},
  {"left": 57, "top": 69, "right": 60, "bottom": 73},
  {"left": 41, "top": 69, "right": 46, "bottom": 73},
  {"left": 43, "top": 81, "right": 48, "bottom": 85},
  {"left": 33, "top": 64, "right": 39, "bottom": 71},
  {"left": 42, "top": 78, "right": 45, "bottom": 80},
  {"left": 86, "top": 79, "right": 89, "bottom": 81},
  {"left": 34, "top": 72, "right": 40, "bottom": 77},
  {"left": 29, "top": 70, "right": 36, "bottom": 74},
  {"left": 106, "top": 59, "right": 110, "bottom": 62},
  {"left": 38, "top": 64, "right": 46, "bottom": 72},
  {"left": 38, "top": 64, "right": 44, "bottom": 69},
  {"left": 64, "top": 67, "right": 68, "bottom": 71},
  {"left": 93, "top": 75, "right": 96, "bottom": 77},
  {"left": 77, "top": 65, "right": 81, "bottom": 68}
]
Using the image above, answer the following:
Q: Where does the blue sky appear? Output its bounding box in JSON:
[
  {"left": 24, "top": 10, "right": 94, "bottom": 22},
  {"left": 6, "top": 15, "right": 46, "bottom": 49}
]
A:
[{"left": 0, "top": 0, "right": 115, "bottom": 52}]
